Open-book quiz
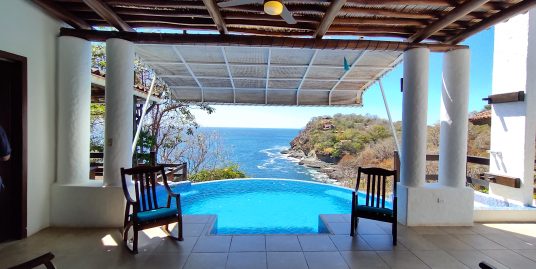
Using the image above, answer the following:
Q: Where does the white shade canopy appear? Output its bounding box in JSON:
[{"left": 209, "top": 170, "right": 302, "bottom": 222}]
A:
[{"left": 135, "top": 44, "right": 402, "bottom": 106}]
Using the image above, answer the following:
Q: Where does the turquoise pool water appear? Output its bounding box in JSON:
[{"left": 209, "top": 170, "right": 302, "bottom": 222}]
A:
[{"left": 157, "top": 179, "right": 392, "bottom": 234}]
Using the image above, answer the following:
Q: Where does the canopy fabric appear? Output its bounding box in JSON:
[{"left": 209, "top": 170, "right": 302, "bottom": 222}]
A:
[{"left": 135, "top": 44, "right": 402, "bottom": 106}]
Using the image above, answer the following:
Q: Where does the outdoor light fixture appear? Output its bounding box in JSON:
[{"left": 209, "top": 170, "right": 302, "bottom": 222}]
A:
[{"left": 264, "top": 0, "right": 283, "bottom": 16}]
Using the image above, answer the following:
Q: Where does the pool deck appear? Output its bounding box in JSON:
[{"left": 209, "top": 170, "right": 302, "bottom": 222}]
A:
[{"left": 2, "top": 214, "right": 536, "bottom": 269}]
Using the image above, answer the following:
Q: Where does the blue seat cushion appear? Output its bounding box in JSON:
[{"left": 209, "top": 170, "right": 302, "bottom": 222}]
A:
[
  {"left": 355, "top": 205, "right": 393, "bottom": 217},
  {"left": 135, "top": 208, "right": 178, "bottom": 222}
]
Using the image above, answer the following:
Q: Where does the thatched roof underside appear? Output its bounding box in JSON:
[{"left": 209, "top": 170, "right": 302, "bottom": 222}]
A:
[
  {"left": 136, "top": 44, "right": 402, "bottom": 106},
  {"left": 40, "top": 0, "right": 531, "bottom": 44},
  {"left": 32, "top": 0, "right": 536, "bottom": 106}
]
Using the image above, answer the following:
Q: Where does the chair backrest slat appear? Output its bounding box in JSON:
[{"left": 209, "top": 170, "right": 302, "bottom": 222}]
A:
[
  {"left": 151, "top": 172, "right": 159, "bottom": 209},
  {"left": 381, "top": 174, "right": 387, "bottom": 208},
  {"left": 145, "top": 172, "right": 154, "bottom": 210},
  {"left": 134, "top": 175, "right": 141, "bottom": 212},
  {"left": 376, "top": 175, "right": 381, "bottom": 207},
  {"left": 120, "top": 165, "right": 168, "bottom": 214},
  {"left": 139, "top": 174, "right": 147, "bottom": 211},
  {"left": 355, "top": 167, "right": 396, "bottom": 209},
  {"left": 370, "top": 174, "right": 376, "bottom": 207},
  {"left": 365, "top": 173, "right": 371, "bottom": 206}
]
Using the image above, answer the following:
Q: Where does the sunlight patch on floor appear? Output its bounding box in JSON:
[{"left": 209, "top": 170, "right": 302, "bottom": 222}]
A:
[
  {"left": 483, "top": 223, "right": 536, "bottom": 238},
  {"left": 101, "top": 234, "right": 118, "bottom": 247}
]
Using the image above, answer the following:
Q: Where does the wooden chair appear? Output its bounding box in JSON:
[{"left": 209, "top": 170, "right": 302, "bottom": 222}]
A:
[
  {"left": 8, "top": 252, "right": 56, "bottom": 269},
  {"left": 350, "top": 167, "right": 397, "bottom": 245},
  {"left": 121, "top": 165, "right": 183, "bottom": 254}
]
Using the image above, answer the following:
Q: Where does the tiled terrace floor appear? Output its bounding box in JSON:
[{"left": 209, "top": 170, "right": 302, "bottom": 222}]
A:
[{"left": 2, "top": 214, "right": 536, "bottom": 269}]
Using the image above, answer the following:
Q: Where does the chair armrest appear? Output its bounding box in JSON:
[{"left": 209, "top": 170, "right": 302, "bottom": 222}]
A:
[
  {"left": 164, "top": 183, "right": 181, "bottom": 208},
  {"left": 351, "top": 191, "right": 358, "bottom": 212},
  {"left": 164, "top": 183, "right": 180, "bottom": 199}
]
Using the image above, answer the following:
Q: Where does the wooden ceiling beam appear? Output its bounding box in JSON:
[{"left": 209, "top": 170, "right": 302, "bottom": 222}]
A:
[
  {"left": 104, "top": 0, "right": 205, "bottom": 8},
  {"left": 314, "top": 0, "right": 346, "bottom": 38},
  {"left": 82, "top": 0, "right": 134, "bottom": 31},
  {"left": 333, "top": 17, "right": 429, "bottom": 27},
  {"left": 59, "top": 28, "right": 467, "bottom": 52},
  {"left": 446, "top": 0, "right": 536, "bottom": 44},
  {"left": 345, "top": 0, "right": 452, "bottom": 6},
  {"left": 76, "top": 7, "right": 320, "bottom": 22},
  {"left": 340, "top": 7, "right": 437, "bottom": 19},
  {"left": 202, "top": 0, "right": 228, "bottom": 34},
  {"left": 345, "top": 0, "right": 506, "bottom": 10},
  {"left": 31, "top": 0, "right": 92, "bottom": 29},
  {"left": 84, "top": 14, "right": 317, "bottom": 30},
  {"left": 329, "top": 25, "right": 419, "bottom": 34},
  {"left": 407, "top": 0, "right": 490, "bottom": 43}
]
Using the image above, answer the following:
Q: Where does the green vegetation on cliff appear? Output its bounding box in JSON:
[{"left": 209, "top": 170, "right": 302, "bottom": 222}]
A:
[
  {"left": 190, "top": 165, "right": 246, "bottom": 182},
  {"left": 290, "top": 113, "right": 490, "bottom": 187}
]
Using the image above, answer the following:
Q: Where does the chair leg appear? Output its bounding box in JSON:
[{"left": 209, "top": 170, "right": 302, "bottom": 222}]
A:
[
  {"left": 178, "top": 215, "right": 184, "bottom": 241},
  {"left": 350, "top": 213, "right": 355, "bottom": 237},
  {"left": 392, "top": 221, "right": 397, "bottom": 246},
  {"left": 123, "top": 223, "right": 131, "bottom": 243},
  {"left": 133, "top": 229, "right": 139, "bottom": 254}
]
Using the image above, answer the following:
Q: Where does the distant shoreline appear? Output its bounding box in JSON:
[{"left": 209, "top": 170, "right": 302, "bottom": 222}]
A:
[
  {"left": 281, "top": 148, "right": 341, "bottom": 185},
  {"left": 198, "top": 126, "right": 303, "bottom": 130}
]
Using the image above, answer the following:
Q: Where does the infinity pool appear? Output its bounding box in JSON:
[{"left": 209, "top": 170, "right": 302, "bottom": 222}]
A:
[{"left": 157, "top": 179, "right": 392, "bottom": 234}]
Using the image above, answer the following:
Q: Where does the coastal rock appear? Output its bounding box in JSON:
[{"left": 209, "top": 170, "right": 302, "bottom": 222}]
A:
[{"left": 288, "top": 149, "right": 305, "bottom": 159}]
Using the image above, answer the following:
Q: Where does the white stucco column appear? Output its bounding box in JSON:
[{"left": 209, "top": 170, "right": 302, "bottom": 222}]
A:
[
  {"left": 57, "top": 36, "right": 91, "bottom": 184},
  {"left": 103, "top": 38, "right": 134, "bottom": 187},
  {"left": 439, "top": 49, "right": 470, "bottom": 188},
  {"left": 489, "top": 11, "right": 536, "bottom": 206},
  {"left": 400, "top": 48, "right": 429, "bottom": 188},
  {"left": 397, "top": 48, "right": 474, "bottom": 226}
]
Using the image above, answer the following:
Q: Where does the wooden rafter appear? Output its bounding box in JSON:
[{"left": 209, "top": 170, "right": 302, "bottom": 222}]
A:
[
  {"left": 82, "top": 0, "right": 134, "bottom": 31},
  {"left": 59, "top": 28, "right": 467, "bottom": 52},
  {"left": 446, "top": 0, "right": 536, "bottom": 44},
  {"left": 340, "top": 7, "right": 437, "bottom": 19},
  {"left": 408, "top": 0, "right": 491, "bottom": 43},
  {"left": 31, "top": 0, "right": 92, "bottom": 30},
  {"left": 314, "top": 0, "right": 346, "bottom": 38},
  {"left": 202, "top": 0, "right": 228, "bottom": 34}
]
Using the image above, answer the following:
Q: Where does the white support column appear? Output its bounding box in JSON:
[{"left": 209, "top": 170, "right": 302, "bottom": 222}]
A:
[
  {"left": 439, "top": 48, "right": 470, "bottom": 188},
  {"left": 400, "top": 48, "right": 429, "bottom": 188},
  {"left": 103, "top": 38, "right": 134, "bottom": 187},
  {"left": 52, "top": 37, "right": 125, "bottom": 227},
  {"left": 398, "top": 47, "right": 474, "bottom": 226},
  {"left": 57, "top": 36, "right": 91, "bottom": 184}
]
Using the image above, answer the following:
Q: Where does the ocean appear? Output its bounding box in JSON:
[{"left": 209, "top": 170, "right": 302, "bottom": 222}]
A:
[{"left": 198, "top": 127, "right": 325, "bottom": 181}]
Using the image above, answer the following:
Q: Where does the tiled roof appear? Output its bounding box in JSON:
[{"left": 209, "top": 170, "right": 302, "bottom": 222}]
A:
[{"left": 469, "top": 110, "right": 491, "bottom": 125}]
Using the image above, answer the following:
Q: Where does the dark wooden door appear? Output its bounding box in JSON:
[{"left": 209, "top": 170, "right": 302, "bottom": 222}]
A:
[{"left": 0, "top": 51, "right": 27, "bottom": 241}]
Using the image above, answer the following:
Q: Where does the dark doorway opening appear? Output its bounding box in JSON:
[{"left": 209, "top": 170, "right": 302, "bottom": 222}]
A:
[{"left": 0, "top": 50, "right": 27, "bottom": 242}]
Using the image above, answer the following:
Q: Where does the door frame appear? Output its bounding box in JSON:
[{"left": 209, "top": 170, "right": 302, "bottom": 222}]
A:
[{"left": 0, "top": 50, "right": 27, "bottom": 239}]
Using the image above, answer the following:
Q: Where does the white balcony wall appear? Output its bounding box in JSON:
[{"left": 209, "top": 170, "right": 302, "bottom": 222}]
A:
[
  {"left": 490, "top": 11, "right": 536, "bottom": 206},
  {"left": 0, "top": 1, "right": 61, "bottom": 235}
]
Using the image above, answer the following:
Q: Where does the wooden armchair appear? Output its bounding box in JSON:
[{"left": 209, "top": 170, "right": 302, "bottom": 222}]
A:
[
  {"left": 350, "top": 167, "right": 397, "bottom": 245},
  {"left": 121, "top": 165, "right": 183, "bottom": 254},
  {"left": 8, "top": 252, "right": 56, "bottom": 269}
]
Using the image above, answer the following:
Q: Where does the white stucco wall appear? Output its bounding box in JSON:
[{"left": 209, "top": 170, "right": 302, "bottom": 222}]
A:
[
  {"left": 490, "top": 11, "right": 536, "bottom": 205},
  {"left": 0, "top": 1, "right": 60, "bottom": 235}
]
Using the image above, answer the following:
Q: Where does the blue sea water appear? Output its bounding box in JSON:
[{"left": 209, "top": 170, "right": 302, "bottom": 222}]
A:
[{"left": 198, "top": 127, "right": 319, "bottom": 181}]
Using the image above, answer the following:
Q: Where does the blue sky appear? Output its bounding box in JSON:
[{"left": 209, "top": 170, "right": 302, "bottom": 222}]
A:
[{"left": 192, "top": 29, "right": 494, "bottom": 129}]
